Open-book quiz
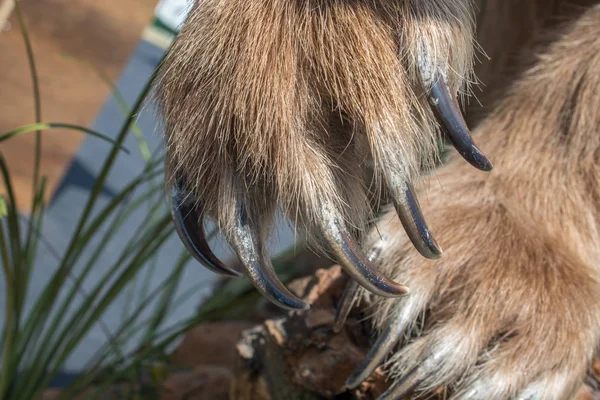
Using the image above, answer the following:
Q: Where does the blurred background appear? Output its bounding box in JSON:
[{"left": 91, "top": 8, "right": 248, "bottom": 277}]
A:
[
  {"left": 1, "top": 0, "right": 183, "bottom": 210},
  {"left": 0, "top": 0, "right": 301, "bottom": 397}
]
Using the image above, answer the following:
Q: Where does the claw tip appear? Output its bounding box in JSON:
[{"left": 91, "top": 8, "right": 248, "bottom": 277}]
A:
[
  {"left": 471, "top": 146, "right": 493, "bottom": 172},
  {"left": 388, "top": 283, "right": 411, "bottom": 297},
  {"left": 430, "top": 248, "right": 444, "bottom": 259},
  {"left": 424, "top": 237, "right": 444, "bottom": 260}
]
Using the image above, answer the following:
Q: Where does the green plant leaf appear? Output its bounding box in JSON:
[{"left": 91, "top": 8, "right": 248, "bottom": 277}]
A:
[
  {"left": 0, "top": 123, "right": 130, "bottom": 154},
  {"left": 0, "top": 197, "right": 7, "bottom": 220},
  {"left": 59, "top": 54, "right": 153, "bottom": 162}
]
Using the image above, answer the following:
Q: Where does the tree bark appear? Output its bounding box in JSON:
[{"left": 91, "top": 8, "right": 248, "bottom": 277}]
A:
[{"left": 231, "top": 266, "right": 390, "bottom": 400}]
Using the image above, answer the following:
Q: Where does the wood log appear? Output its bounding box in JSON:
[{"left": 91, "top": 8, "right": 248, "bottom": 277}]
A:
[{"left": 231, "top": 266, "right": 390, "bottom": 400}]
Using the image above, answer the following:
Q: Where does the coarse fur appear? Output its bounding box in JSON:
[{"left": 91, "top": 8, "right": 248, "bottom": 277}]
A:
[
  {"left": 363, "top": 5, "right": 600, "bottom": 397},
  {"left": 156, "top": 0, "right": 600, "bottom": 398},
  {"left": 156, "top": 0, "right": 474, "bottom": 245}
]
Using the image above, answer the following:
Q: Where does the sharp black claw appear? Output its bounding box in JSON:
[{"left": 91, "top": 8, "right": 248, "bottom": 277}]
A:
[
  {"left": 346, "top": 322, "right": 404, "bottom": 389},
  {"left": 171, "top": 180, "right": 243, "bottom": 278},
  {"left": 346, "top": 298, "right": 413, "bottom": 389},
  {"left": 391, "top": 181, "right": 443, "bottom": 260},
  {"left": 377, "top": 366, "right": 424, "bottom": 400},
  {"left": 231, "top": 203, "right": 309, "bottom": 311},
  {"left": 320, "top": 204, "right": 409, "bottom": 298},
  {"left": 333, "top": 244, "right": 386, "bottom": 332},
  {"left": 333, "top": 279, "right": 360, "bottom": 333},
  {"left": 429, "top": 74, "right": 493, "bottom": 172}
]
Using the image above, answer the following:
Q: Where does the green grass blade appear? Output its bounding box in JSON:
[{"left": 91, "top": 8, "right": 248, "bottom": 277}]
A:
[
  {"left": 12, "top": 178, "right": 46, "bottom": 331},
  {"left": 0, "top": 218, "right": 17, "bottom": 397},
  {"left": 0, "top": 123, "right": 130, "bottom": 154},
  {"left": 61, "top": 55, "right": 153, "bottom": 163},
  {"left": 140, "top": 251, "right": 188, "bottom": 344},
  {"left": 35, "top": 220, "right": 174, "bottom": 396},
  {"left": 13, "top": 95, "right": 163, "bottom": 370},
  {"left": 0, "top": 156, "right": 22, "bottom": 269},
  {"left": 0, "top": 197, "right": 7, "bottom": 219},
  {"left": 76, "top": 257, "right": 190, "bottom": 379},
  {"left": 16, "top": 217, "right": 172, "bottom": 399},
  {"left": 15, "top": 170, "right": 163, "bottom": 369},
  {"left": 58, "top": 67, "right": 159, "bottom": 266},
  {"left": 20, "top": 177, "right": 47, "bottom": 289},
  {"left": 13, "top": 0, "right": 42, "bottom": 198}
]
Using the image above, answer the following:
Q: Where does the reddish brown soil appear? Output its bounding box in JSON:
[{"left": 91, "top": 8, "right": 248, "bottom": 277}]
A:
[{"left": 0, "top": 0, "right": 157, "bottom": 212}]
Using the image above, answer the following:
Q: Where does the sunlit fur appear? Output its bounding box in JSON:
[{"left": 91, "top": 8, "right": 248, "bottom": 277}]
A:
[
  {"left": 156, "top": 0, "right": 474, "bottom": 247},
  {"left": 362, "top": 3, "right": 600, "bottom": 398},
  {"left": 157, "top": 0, "right": 600, "bottom": 398}
]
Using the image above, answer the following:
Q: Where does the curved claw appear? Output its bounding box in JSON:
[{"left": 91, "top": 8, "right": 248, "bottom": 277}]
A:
[
  {"left": 377, "top": 366, "right": 424, "bottom": 400},
  {"left": 429, "top": 74, "right": 493, "bottom": 172},
  {"left": 390, "top": 180, "right": 443, "bottom": 260},
  {"left": 230, "top": 204, "right": 309, "bottom": 311},
  {"left": 171, "top": 180, "right": 243, "bottom": 278},
  {"left": 333, "top": 280, "right": 360, "bottom": 333},
  {"left": 319, "top": 203, "right": 409, "bottom": 298},
  {"left": 333, "top": 244, "right": 385, "bottom": 333},
  {"left": 346, "top": 295, "right": 418, "bottom": 389},
  {"left": 346, "top": 318, "right": 404, "bottom": 389}
]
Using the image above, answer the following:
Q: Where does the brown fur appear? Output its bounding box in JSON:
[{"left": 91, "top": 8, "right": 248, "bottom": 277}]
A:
[
  {"left": 365, "top": 4, "right": 600, "bottom": 398},
  {"left": 157, "top": 0, "right": 600, "bottom": 398},
  {"left": 156, "top": 0, "right": 474, "bottom": 245}
]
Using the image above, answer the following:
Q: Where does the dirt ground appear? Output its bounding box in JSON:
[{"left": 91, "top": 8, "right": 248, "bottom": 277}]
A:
[{"left": 0, "top": 0, "right": 157, "bottom": 212}]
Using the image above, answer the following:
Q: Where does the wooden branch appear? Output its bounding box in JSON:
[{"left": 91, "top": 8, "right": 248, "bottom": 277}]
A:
[{"left": 232, "top": 266, "right": 390, "bottom": 400}]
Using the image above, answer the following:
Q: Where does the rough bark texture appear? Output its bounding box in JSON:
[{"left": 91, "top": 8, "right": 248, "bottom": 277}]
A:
[
  {"left": 231, "top": 266, "right": 391, "bottom": 400},
  {"left": 171, "top": 321, "right": 256, "bottom": 369},
  {"left": 229, "top": 266, "right": 600, "bottom": 400},
  {"left": 42, "top": 266, "right": 600, "bottom": 399}
]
